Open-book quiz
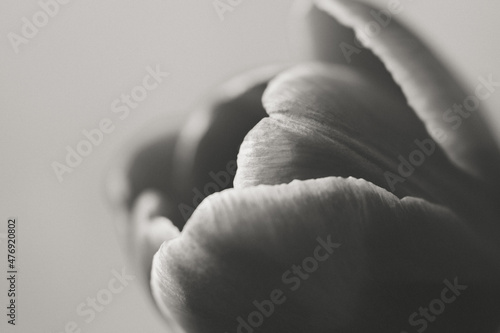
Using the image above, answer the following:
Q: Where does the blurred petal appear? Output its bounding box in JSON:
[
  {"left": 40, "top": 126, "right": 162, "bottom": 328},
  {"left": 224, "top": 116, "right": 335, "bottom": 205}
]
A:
[
  {"left": 104, "top": 132, "right": 184, "bottom": 233},
  {"left": 171, "top": 64, "right": 286, "bottom": 224},
  {"left": 121, "top": 134, "right": 180, "bottom": 214},
  {"left": 104, "top": 66, "right": 283, "bottom": 310},
  {"left": 289, "top": 0, "right": 402, "bottom": 98},
  {"left": 105, "top": 65, "right": 284, "bottom": 232},
  {"left": 127, "top": 190, "right": 180, "bottom": 285},
  {"left": 314, "top": 0, "right": 500, "bottom": 184},
  {"left": 151, "top": 177, "right": 500, "bottom": 333},
  {"left": 235, "top": 62, "right": 500, "bottom": 234}
]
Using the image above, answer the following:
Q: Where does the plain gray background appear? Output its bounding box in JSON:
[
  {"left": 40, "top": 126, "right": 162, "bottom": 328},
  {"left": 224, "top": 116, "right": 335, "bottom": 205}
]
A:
[{"left": 1, "top": 0, "right": 500, "bottom": 332}]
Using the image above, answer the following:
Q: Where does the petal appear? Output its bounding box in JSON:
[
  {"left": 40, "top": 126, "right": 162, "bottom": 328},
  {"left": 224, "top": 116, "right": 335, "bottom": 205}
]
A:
[
  {"left": 313, "top": 0, "right": 500, "bottom": 184},
  {"left": 289, "top": 0, "right": 402, "bottom": 98},
  {"left": 171, "top": 65, "right": 285, "bottom": 224},
  {"left": 151, "top": 177, "right": 500, "bottom": 333},
  {"left": 129, "top": 191, "right": 180, "bottom": 285},
  {"left": 105, "top": 65, "right": 283, "bottom": 302},
  {"left": 235, "top": 62, "right": 500, "bottom": 235},
  {"left": 106, "top": 65, "right": 284, "bottom": 228},
  {"left": 105, "top": 133, "right": 180, "bottom": 218}
]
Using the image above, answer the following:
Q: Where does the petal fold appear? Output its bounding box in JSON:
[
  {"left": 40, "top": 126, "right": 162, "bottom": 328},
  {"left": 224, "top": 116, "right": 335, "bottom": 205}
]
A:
[
  {"left": 235, "top": 63, "right": 500, "bottom": 234},
  {"left": 314, "top": 0, "right": 500, "bottom": 184},
  {"left": 152, "top": 177, "right": 500, "bottom": 333}
]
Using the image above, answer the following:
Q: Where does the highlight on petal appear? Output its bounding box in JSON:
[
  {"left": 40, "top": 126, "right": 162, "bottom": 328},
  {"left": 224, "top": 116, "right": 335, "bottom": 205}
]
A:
[
  {"left": 313, "top": 0, "right": 500, "bottom": 184},
  {"left": 235, "top": 62, "right": 500, "bottom": 235},
  {"left": 151, "top": 177, "right": 500, "bottom": 333},
  {"left": 171, "top": 64, "right": 284, "bottom": 186},
  {"left": 168, "top": 64, "right": 287, "bottom": 225}
]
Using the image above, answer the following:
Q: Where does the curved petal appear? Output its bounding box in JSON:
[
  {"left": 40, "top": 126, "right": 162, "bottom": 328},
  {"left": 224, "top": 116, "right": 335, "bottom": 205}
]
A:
[
  {"left": 106, "top": 65, "right": 284, "bottom": 229},
  {"left": 105, "top": 132, "right": 180, "bottom": 217},
  {"left": 168, "top": 64, "right": 287, "bottom": 226},
  {"left": 151, "top": 177, "right": 500, "bottom": 333},
  {"left": 235, "top": 62, "right": 500, "bottom": 235},
  {"left": 104, "top": 65, "right": 283, "bottom": 310},
  {"left": 289, "top": 0, "right": 402, "bottom": 98},
  {"left": 313, "top": 0, "right": 500, "bottom": 184}
]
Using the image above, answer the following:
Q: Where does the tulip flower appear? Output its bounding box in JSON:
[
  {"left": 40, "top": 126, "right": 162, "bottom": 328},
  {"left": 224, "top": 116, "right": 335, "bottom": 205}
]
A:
[{"left": 107, "top": 0, "right": 500, "bottom": 332}]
